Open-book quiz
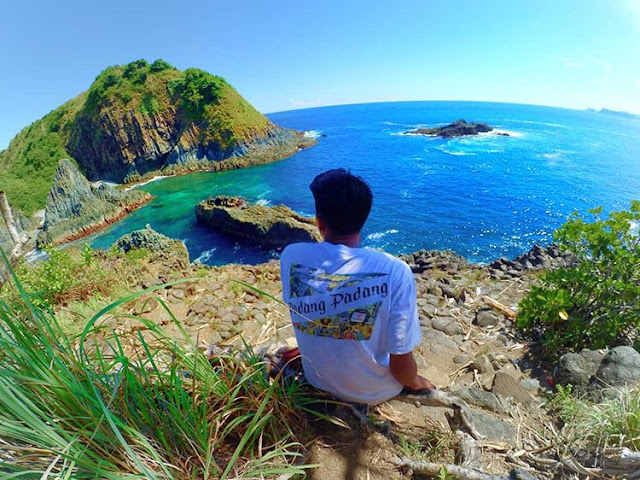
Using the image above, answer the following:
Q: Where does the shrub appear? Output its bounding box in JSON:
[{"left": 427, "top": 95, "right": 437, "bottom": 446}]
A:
[{"left": 517, "top": 201, "right": 640, "bottom": 359}]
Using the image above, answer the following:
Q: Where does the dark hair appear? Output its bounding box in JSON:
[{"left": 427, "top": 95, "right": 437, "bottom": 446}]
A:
[{"left": 309, "top": 168, "right": 373, "bottom": 236}]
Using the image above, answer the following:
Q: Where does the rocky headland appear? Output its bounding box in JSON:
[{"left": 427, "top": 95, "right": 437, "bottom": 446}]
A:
[
  {"left": 0, "top": 59, "right": 316, "bottom": 250},
  {"left": 37, "top": 159, "right": 152, "bottom": 247},
  {"left": 405, "top": 118, "right": 509, "bottom": 138},
  {"left": 195, "top": 195, "right": 321, "bottom": 248}
]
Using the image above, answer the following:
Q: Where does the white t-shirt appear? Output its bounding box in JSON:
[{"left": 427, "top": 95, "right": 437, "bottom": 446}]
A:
[{"left": 280, "top": 242, "right": 421, "bottom": 404}]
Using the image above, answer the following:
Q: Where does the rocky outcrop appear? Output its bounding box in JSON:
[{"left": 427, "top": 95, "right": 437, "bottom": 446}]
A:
[
  {"left": 0, "top": 192, "right": 30, "bottom": 261},
  {"left": 114, "top": 224, "right": 189, "bottom": 266},
  {"left": 195, "top": 196, "right": 321, "bottom": 248},
  {"left": 488, "top": 244, "right": 576, "bottom": 279},
  {"left": 37, "top": 159, "right": 152, "bottom": 246},
  {"left": 405, "top": 119, "right": 502, "bottom": 138},
  {"left": 588, "top": 346, "right": 640, "bottom": 400}
]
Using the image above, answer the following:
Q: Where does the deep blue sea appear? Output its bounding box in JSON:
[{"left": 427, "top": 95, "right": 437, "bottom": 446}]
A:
[{"left": 90, "top": 101, "right": 640, "bottom": 265}]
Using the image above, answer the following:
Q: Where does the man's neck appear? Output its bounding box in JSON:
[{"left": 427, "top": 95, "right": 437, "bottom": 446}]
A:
[{"left": 322, "top": 232, "right": 361, "bottom": 248}]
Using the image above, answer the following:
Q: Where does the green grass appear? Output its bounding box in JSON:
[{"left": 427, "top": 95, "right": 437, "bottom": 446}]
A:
[
  {"left": 548, "top": 384, "right": 640, "bottom": 451},
  {"left": 0, "top": 251, "right": 331, "bottom": 478}
]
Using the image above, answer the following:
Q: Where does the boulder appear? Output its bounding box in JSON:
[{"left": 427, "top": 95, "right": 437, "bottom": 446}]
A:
[
  {"left": 553, "top": 349, "right": 605, "bottom": 394},
  {"left": 195, "top": 196, "right": 321, "bottom": 249},
  {"left": 588, "top": 346, "right": 640, "bottom": 400}
]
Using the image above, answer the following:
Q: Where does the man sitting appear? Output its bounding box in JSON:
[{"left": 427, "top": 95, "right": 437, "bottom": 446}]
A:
[{"left": 280, "top": 168, "right": 434, "bottom": 404}]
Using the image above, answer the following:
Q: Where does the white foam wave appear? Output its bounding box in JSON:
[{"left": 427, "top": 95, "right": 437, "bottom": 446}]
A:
[
  {"left": 255, "top": 198, "right": 271, "bottom": 206},
  {"left": 490, "top": 129, "right": 522, "bottom": 138},
  {"left": 124, "top": 175, "right": 171, "bottom": 192},
  {"left": 436, "top": 146, "right": 476, "bottom": 156},
  {"left": 194, "top": 248, "right": 217, "bottom": 264},
  {"left": 303, "top": 130, "right": 323, "bottom": 138},
  {"left": 367, "top": 229, "right": 399, "bottom": 241}
]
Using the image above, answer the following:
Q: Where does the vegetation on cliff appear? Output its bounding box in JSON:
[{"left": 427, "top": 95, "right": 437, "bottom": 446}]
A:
[
  {"left": 0, "top": 59, "right": 310, "bottom": 216},
  {"left": 517, "top": 201, "right": 640, "bottom": 359}
]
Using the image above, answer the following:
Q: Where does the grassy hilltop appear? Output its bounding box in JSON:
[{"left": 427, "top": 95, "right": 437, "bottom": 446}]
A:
[{"left": 0, "top": 59, "right": 278, "bottom": 216}]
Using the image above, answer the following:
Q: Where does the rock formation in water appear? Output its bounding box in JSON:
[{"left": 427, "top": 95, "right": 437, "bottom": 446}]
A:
[
  {"left": 405, "top": 119, "right": 506, "bottom": 138},
  {"left": 37, "top": 159, "right": 152, "bottom": 247},
  {"left": 0, "top": 59, "right": 316, "bottom": 217},
  {"left": 195, "top": 196, "right": 321, "bottom": 248},
  {"left": 114, "top": 224, "right": 189, "bottom": 267}
]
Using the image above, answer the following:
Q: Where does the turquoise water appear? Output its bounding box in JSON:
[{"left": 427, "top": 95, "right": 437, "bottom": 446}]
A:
[{"left": 90, "top": 101, "right": 640, "bottom": 265}]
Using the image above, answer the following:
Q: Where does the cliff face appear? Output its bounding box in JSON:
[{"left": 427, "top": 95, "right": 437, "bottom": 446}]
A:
[
  {"left": 0, "top": 192, "right": 31, "bottom": 260},
  {"left": 0, "top": 59, "right": 316, "bottom": 215},
  {"left": 195, "top": 196, "right": 321, "bottom": 248},
  {"left": 37, "top": 159, "right": 151, "bottom": 247}
]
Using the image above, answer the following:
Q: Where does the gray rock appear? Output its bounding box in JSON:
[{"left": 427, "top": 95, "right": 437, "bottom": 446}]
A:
[
  {"left": 431, "top": 317, "right": 463, "bottom": 336},
  {"left": 492, "top": 372, "right": 532, "bottom": 403},
  {"left": 114, "top": 225, "right": 189, "bottom": 263},
  {"left": 588, "top": 346, "right": 640, "bottom": 400},
  {"left": 37, "top": 159, "right": 151, "bottom": 246},
  {"left": 475, "top": 308, "right": 499, "bottom": 327},
  {"left": 472, "top": 355, "right": 495, "bottom": 374},
  {"left": 554, "top": 349, "right": 605, "bottom": 394},
  {"left": 468, "top": 409, "right": 517, "bottom": 442},
  {"left": 453, "top": 354, "right": 472, "bottom": 365},
  {"left": 520, "top": 378, "right": 542, "bottom": 392},
  {"left": 453, "top": 386, "right": 507, "bottom": 413}
]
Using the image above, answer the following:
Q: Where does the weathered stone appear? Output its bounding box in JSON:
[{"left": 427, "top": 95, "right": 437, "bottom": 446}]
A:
[
  {"left": 195, "top": 196, "right": 321, "bottom": 248},
  {"left": 554, "top": 349, "right": 605, "bottom": 394},
  {"left": 588, "top": 346, "right": 640, "bottom": 400},
  {"left": 475, "top": 308, "right": 500, "bottom": 327},
  {"left": 431, "top": 317, "right": 463, "bottom": 336},
  {"left": 492, "top": 372, "right": 532, "bottom": 403},
  {"left": 453, "top": 354, "right": 472, "bottom": 365},
  {"left": 467, "top": 410, "right": 517, "bottom": 442},
  {"left": 453, "top": 386, "right": 507, "bottom": 413},
  {"left": 472, "top": 355, "right": 495, "bottom": 375}
]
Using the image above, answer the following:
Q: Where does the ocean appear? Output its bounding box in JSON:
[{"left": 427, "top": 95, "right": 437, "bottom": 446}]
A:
[{"left": 89, "top": 101, "right": 640, "bottom": 265}]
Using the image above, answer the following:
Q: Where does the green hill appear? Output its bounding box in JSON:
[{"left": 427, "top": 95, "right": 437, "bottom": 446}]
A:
[{"left": 0, "top": 59, "right": 309, "bottom": 216}]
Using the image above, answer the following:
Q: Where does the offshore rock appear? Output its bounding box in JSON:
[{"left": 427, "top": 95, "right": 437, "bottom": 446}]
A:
[
  {"left": 37, "top": 159, "right": 151, "bottom": 246},
  {"left": 114, "top": 224, "right": 189, "bottom": 266},
  {"left": 405, "top": 119, "right": 497, "bottom": 138},
  {"left": 195, "top": 196, "right": 321, "bottom": 248}
]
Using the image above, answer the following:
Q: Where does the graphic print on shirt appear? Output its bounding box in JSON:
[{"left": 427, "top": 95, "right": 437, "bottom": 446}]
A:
[{"left": 288, "top": 263, "right": 389, "bottom": 341}]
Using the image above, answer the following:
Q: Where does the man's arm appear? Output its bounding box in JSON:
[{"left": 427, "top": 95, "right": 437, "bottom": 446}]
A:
[{"left": 389, "top": 352, "right": 436, "bottom": 390}]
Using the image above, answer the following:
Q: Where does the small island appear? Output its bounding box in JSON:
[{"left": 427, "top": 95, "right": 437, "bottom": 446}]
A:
[
  {"left": 405, "top": 119, "right": 509, "bottom": 138},
  {"left": 195, "top": 196, "right": 321, "bottom": 248}
]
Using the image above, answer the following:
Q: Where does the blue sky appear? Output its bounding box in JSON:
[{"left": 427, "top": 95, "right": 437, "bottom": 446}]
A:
[{"left": 1, "top": 0, "right": 639, "bottom": 148}]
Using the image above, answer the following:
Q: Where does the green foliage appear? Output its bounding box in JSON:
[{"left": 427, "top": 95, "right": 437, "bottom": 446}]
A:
[
  {"left": 2, "top": 246, "right": 114, "bottom": 310},
  {"left": 150, "top": 59, "right": 175, "bottom": 72},
  {"left": 517, "top": 202, "right": 640, "bottom": 359},
  {"left": 169, "top": 68, "right": 226, "bottom": 119},
  {"left": 0, "top": 254, "right": 325, "bottom": 478}
]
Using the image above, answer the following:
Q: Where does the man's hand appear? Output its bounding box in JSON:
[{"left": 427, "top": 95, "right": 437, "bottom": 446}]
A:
[{"left": 389, "top": 352, "right": 436, "bottom": 391}]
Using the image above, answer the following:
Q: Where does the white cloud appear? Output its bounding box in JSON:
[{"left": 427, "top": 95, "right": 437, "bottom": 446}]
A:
[{"left": 289, "top": 98, "right": 324, "bottom": 109}]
